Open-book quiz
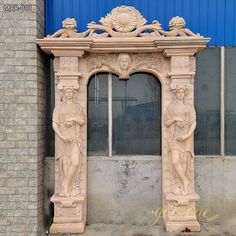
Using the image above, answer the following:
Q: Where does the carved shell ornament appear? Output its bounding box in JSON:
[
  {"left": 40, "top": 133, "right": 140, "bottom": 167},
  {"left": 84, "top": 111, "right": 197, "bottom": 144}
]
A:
[
  {"left": 48, "top": 6, "right": 201, "bottom": 38},
  {"left": 87, "top": 6, "right": 163, "bottom": 37},
  {"left": 100, "top": 6, "right": 147, "bottom": 33}
]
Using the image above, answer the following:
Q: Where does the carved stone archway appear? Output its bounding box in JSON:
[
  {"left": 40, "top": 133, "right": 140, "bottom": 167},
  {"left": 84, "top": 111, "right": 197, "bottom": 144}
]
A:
[{"left": 37, "top": 6, "right": 209, "bottom": 233}]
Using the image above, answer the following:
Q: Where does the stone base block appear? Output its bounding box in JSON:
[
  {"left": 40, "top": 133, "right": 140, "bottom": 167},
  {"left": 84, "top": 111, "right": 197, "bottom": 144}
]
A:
[
  {"left": 164, "top": 192, "right": 200, "bottom": 232},
  {"left": 165, "top": 220, "right": 200, "bottom": 232},
  {"left": 50, "top": 222, "right": 85, "bottom": 233},
  {"left": 50, "top": 194, "right": 86, "bottom": 233}
]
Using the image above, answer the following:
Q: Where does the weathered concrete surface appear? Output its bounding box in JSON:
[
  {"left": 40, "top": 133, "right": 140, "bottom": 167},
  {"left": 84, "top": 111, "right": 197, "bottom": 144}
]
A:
[
  {"left": 48, "top": 223, "right": 230, "bottom": 236},
  {"left": 87, "top": 156, "right": 162, "bottom": 226},
  {"left": 44, "top": 156, "right": 236, "bottom": 234}
]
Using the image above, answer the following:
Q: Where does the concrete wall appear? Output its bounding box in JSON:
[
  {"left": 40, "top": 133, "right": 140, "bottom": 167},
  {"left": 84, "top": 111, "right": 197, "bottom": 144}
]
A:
[
  {"left": 44, "top": 156, "right": 236, "bottom": 233},
  {"left": 0, "top": 0, "right": 45, "bottom": 235}
]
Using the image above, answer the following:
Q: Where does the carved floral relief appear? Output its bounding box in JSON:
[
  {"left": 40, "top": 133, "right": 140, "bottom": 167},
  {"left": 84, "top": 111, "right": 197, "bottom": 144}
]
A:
[{"left": 86, "top": 53, "right": 162, "bottom": 79}]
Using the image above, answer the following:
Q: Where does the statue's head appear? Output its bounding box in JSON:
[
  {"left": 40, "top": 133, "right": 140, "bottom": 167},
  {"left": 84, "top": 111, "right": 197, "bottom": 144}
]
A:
[
  {"left": 62, "top": 18, "right": 77, "bottom": 31},
  {"left": 171, "top": 84, "right": 189, "bottom": 99},
  {"left": 117, "top": 53, "right": 131, "bottom": 70},
  {"left": 169, "top": 16, "right": 186, "bottom": 30},
  {"left": 62, "top": 87, "right": 75, "bottom": 101}
]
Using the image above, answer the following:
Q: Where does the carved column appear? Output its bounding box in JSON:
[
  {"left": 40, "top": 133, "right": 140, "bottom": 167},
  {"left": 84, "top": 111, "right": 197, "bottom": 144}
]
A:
[
  {"left": 50, "top": 52, "right": 87, "bottom": 234},
  {"left": 162, "top": 48, "right": 200, "bottom": 231}
]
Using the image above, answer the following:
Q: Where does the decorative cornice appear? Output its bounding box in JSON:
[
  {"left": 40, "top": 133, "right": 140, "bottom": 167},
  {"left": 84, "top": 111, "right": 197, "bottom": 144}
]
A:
[
  {"left": 36, "top": 37, "right": 210, "bottom": 55},
  {"left": 36, "top": 6, "right": 210, "bottom": 55}
]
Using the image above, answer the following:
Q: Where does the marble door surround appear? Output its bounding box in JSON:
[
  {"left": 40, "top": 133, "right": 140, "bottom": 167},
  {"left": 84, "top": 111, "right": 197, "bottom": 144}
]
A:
[{"left": 37, "top": 5, "right": 210, "bottom": 233}]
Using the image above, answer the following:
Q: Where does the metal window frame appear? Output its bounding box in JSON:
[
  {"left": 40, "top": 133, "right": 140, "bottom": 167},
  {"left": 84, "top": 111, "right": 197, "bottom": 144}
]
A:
[
  {"left": 220, "top": 47, "right": 225, "bottom": 156},
  {"left": 94, "top": 49, "right": 227, "bottom": 157}
]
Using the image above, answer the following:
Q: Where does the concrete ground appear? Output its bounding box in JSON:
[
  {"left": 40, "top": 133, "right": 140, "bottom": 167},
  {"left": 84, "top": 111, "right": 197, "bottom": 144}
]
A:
[{"left": 48, "top": 222, "right": 236, "bottom": 236}]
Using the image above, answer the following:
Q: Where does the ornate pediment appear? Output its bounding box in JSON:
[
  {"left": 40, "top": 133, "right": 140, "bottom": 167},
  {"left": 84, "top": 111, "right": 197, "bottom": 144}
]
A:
[{"left": 48, "top": 6, "right": 201, "bottom": 38}]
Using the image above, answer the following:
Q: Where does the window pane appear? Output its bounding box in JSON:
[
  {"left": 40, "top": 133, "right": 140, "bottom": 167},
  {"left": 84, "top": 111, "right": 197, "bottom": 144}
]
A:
[
  {"left": 225, "top": 47, "right": 236, "bottom": 155},
  {"left": 195, "top": 48, "right": 221, "bottom": 155},
  {"left": 112, "top": 73, "right": 161, "bottom": 155},
  {"left": 88, "top": 73, "right": 108, "bottom": 156}
]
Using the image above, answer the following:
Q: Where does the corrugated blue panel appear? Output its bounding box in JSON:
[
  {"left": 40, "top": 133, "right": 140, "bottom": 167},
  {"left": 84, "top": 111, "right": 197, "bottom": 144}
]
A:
[
  {"left": 234, "top": 0, "right": 236, "bottom": 45},
  {"left": 225, "top": 0, "right": 234, "bottom": 45},
  {"left": 207, "top": 0, "right": 217, "bottom": 45},
  {"left": 45, "top": 0, "right": 236, "bottom": 46},
  {"left": 191, "top": 0, "right": 200, "bottom": 33},
  {"left": 198, "top": 0, "right": 208, "bottom": 37},
  {"left": 182, "top": 0, "right": 191, "bottom": 31},
  {"left": 216, "top": 0, "right": 225, "bottom": 45}
]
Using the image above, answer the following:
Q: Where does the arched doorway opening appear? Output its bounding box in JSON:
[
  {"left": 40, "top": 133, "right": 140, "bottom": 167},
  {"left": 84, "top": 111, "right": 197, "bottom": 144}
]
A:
[{"left": 87, "top": 72, "right": 162, "bottom": 224}]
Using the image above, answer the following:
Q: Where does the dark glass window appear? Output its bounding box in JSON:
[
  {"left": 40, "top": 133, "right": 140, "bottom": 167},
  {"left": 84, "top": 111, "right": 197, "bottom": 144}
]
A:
[
  {"left": 112, "top": 73, "right": 161, "bottom": 155},
  {"left": 87, "top": 72, "right": 161, "bottom": 156},
  {"left": 225, "top": 47, "right": 236, "bottom": 155},
  {"left": 88, "top": 73, "right": 108, "bottom": 156},
  {"left": 47, "top": 49, "right": 226, "bottom": 157},
  {"left": 195, "top": 48, "right": 221, "bottom": 155}
]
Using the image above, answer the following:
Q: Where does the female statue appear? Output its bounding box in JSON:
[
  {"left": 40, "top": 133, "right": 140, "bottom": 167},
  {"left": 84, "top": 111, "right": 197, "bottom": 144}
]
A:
[
  {"left": 52, "top": 87, "right": 85, "bottom": 197},
  {"left": 165, "top": 85, "right": 196, "bottom": 195}
]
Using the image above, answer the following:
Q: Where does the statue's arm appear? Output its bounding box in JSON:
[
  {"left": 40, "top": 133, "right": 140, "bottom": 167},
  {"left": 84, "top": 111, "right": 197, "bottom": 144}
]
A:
[
  {"left": 165, "top": 117, "right": 175, "bottom": 127},
  {"left": 73, "top": 115, "right": 85, "bottom": 126},
  {"left": 177, "top": 105, "right": 196, "bottom": 141},
  {"left": 66, "top": 107, "right": 85, "bottom": 126},
  {"left": 185, "top": 120, "right": 196, "bottom": 138},
  {"left": 49, "top": 29, "right": 65, "bottom": 38},
  {"left": 52, "top": 121, "right": 64, "bottom": 140},
  {"left": 164, "top": 105, "right": 181, "bottom": 127},
  {"left": 163, "top": 29, "right": 179, "bottom": 37},
  {"left": 164, "top": 106, "right": 173, "bottom": 127},
  {"left": 186, "top": 105, "right": 197, "bottom": 137}
]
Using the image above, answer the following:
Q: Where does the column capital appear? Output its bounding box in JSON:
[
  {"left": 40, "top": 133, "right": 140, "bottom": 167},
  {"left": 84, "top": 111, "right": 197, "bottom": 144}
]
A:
[{"left": 162, "top": 48, "right": 198, "bottom": 57}]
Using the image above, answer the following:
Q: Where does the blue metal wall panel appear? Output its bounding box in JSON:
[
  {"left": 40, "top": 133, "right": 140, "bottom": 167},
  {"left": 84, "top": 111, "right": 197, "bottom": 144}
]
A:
[
  {"left": 208, "top": 0, "right": 217, "bottom": 45},
  {"left": 45, "top": 0, "right": 236, "bottom": 46},
  {"left": 225, "top": 0, "right": 234, "bottom": 45}
]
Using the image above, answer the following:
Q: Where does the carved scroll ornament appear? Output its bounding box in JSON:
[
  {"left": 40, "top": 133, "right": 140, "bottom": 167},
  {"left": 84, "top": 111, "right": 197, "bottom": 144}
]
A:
[{"left": 48, "top": 6, "right": 201, "bottom": 38}]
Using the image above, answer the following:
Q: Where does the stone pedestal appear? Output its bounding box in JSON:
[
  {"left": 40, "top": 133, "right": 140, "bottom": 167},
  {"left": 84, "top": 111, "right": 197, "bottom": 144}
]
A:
[
  {"left": 50, "top": 195, "right": 86, "bottom": 233},
  {"left": 164, "top": 193, "right": 200, "bottom": 232}
]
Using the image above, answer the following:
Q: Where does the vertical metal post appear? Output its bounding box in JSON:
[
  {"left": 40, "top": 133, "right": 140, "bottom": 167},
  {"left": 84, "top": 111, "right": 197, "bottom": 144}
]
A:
[
  {"left": 220, "top": 47, "right": 225, "bottom": 156},
  {"left": 108, "top": 73, "right": 112, "bottom": 156}
]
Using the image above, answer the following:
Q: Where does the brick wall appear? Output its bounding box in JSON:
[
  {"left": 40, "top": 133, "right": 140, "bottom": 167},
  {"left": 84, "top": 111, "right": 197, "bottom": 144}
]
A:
[{"left": 0, "top": 0, "right": 45, "bottom": 235}]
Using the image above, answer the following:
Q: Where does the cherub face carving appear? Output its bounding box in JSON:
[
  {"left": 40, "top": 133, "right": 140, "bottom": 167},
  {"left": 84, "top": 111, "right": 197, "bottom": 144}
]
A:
[{"left": 117, "top": 53, "right": 131, "bottom": 70}]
